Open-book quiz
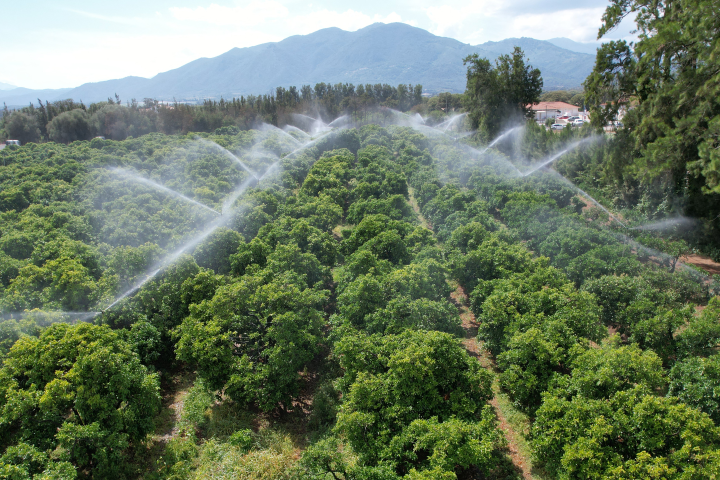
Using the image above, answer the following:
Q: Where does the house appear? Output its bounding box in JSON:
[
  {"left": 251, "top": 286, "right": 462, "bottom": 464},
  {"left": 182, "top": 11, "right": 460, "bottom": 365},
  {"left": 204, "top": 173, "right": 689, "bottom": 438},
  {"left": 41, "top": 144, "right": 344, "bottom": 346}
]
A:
[
  {"left": 600, "top": 103, "right": 630, "bottom": 122},
  {"left": 527, "top": 101, "right": 581, "bottom": 122}
]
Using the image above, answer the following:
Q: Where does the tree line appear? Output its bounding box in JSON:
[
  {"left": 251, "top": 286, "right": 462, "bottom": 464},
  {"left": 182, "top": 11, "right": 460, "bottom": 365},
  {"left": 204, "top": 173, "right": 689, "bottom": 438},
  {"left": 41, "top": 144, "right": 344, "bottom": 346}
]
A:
[
  {"left": 461, "top": 4, "right": 720, "bottom": 261},
  {"left": 0, "top": 82, "right": 426, "bottom": 145}
]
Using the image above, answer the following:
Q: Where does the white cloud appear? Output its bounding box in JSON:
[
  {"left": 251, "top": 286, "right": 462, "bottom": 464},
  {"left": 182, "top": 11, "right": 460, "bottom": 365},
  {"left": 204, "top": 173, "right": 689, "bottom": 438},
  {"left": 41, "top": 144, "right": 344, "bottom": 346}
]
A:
[
  {"left": 292, "top": 10, "right": 409, "bottom": 35},
  {"left": 425, "top": 1, "right": 502, "bottom": 39},
  {"left": 4, "top": 28, "right": 281, "bottom": 89},
  {"left": 7, "top": 2, "right": 626, "bottom": 89},
  {"left": 6, "top": 5, "right": 414, "bottom": 88},
  {"left": 510, "top": 8, "right": 605, "bottom": 42},
  {"left": 424, "top": 3, "right": 608, "bottom": 44},
  {"left": 169, "top": 1, "right": 289, "bottom": 26},
  {"left": 68, "top": 9, "right": 153, "bottom": 26}
]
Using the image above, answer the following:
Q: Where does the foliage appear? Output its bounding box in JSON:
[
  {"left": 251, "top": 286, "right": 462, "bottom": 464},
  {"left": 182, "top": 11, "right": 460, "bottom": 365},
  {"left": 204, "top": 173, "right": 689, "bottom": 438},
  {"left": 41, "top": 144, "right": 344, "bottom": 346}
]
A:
[
  {"left": 47, "top": 109, "right": 92, "bottom": 144},
  {"left": 4, "top": 112, "right": 40, "bottom": 144},
  {"left": 464, "top": 47, "right": 543, "bottom": 140},
  {"left": 0, "top": 323, "right": 161, "bottom": 476},
  {"left": 532, "top": 386, "right": 720, "bottom": 479},
  {"left": 669, "top": 355, "right": 720, "bottom": 424},
  {"left": 333, "top": 330, "right": 500, "bottom": 476},
  {"left": 175, "top": 268, "right": 327, "bottom": 411},
  {"left": 577, "top": 0, "right": 720, "bottom": 253},
  {"left": 1, "top": 82, "right": 425, "bottom": 142},
  {"left": 0, "top": 119, "right": 718, "bottom": 478}
]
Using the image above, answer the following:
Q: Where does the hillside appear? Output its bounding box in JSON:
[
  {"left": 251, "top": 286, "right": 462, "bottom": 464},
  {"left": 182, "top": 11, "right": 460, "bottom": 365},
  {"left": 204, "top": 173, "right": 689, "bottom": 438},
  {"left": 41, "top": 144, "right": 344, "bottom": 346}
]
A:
[
  {"left": 546, "top": 37, "right": 603, "bottom": 55},
  {"left": 0, "top": 23, "right": 594, "bottom": 106}
]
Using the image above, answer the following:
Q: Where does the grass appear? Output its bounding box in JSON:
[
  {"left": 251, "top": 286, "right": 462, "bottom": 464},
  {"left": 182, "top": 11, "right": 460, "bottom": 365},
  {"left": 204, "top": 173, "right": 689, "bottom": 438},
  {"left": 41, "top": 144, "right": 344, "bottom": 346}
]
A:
[
  {"left": 142, "top": 373, "right": 308, "bottom": 480},
  {"left": 407, "top": 187, "right": 431, "bottom": 230},
  {"left": 193, "top": 433, "right": 298, "bottom": 480},
  {"left": 491, "top": 380, "right": 550, "bottom": 480}
]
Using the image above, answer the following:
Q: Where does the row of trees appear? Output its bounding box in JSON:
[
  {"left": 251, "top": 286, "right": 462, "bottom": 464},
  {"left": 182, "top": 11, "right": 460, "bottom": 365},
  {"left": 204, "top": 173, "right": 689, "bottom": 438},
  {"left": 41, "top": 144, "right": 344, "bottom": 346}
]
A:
[
  {"left": 1, "top": 116, "right": 719, "bottom": 477},
  {"left": 459, "top": 4, "right": 720, "bottom": 258},
  {"left": 2, "top": 23, "right": 720, "bottom": 475},
  {"left": 0, "top": 82, "right": 427, "bottom": 144},
  {"left": 0, "top": 124, "right": 520, "bottom": 477},
  {"left": 164, "top": 131, "right": 512, "bottom": 478},
  {"left": 409, "top": 117, "right": 720, "bottom": 477}
]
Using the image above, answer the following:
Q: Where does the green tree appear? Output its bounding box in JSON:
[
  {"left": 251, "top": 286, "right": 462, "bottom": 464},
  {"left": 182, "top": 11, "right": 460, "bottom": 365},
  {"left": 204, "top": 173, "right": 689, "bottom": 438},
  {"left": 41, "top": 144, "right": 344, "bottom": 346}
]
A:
[
  {"left": 0, "top": 443, "right": 76, "bottom": 479},
  {"left": 47, "top": 109, "right": 91, "bottom": 144},
  {"left": 0, "top": 323, "right": 160, "bottom": 476},
  {"left": 560, "top": 339, "right": 667, "bottom": 400},
  {"left": 333, "top": 330, "right": 501, "bottom": 476},
  {"left": 585, "top": 0, "right": 720, "bottom": 195},
  {"left": 174, "top": 270, "right": 327, "bottom": 411},
  {"left": 464, "top": 47, "right": 543, "bottom": 140},
  {"left": 4, "top": 111, "right": 40, "bottom": 144},
  {"left": 532, "top": 386, "right": 720, "bottom": 479},
  {"left": 669, "top": 355, "right": 720, "bottom": 423},
  {"left": 193, "top": 227, "right": 244, "bottom": 275}
]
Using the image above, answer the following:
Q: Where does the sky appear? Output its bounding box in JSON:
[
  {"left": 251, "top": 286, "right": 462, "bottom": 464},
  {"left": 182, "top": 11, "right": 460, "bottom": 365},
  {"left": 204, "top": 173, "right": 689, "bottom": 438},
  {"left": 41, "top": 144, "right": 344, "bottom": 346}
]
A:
[{"left": 0, "top": 0, "right": 637, "bottom": 90}]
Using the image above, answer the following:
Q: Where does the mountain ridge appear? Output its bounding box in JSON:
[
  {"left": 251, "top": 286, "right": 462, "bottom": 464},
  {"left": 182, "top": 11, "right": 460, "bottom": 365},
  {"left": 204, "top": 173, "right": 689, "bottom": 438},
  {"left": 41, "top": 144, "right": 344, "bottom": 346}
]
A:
[{"left": 1, "top": 23, "right": 595, "bottom": 106}]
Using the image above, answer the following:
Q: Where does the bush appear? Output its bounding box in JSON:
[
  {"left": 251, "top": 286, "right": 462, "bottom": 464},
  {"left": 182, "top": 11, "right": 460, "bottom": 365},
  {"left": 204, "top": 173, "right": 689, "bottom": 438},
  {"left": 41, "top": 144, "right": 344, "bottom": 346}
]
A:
[
  {"left": 4, "top": 111, "right": 40, "bottom": 143},
  {"left": 47, "top": 109, "right": 91, "bottom": 143}
]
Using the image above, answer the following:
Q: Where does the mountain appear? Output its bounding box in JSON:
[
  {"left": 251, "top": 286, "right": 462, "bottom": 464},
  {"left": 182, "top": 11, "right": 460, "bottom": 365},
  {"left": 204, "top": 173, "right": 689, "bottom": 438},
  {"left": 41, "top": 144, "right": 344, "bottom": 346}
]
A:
[
  {"left": 0, "top": 23, "right": 596, "bottom": 106},
  {"left": 0, "top": 87, "right": 74, "bottom": 107},
  {"left": 0, "top": 81, "right": 18, "bottom": 91},
  {"left": 475, "top": 37, "right": 595, "bottom": 88},
  {"left": 546, "top": 37, "right": 602, "bottom": 56}
]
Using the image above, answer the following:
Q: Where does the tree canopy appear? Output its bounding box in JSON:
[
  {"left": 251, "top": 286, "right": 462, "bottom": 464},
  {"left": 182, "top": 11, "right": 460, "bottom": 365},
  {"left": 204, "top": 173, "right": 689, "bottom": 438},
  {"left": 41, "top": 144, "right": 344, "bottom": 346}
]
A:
[{"left": 464, "top": 47, "right": 543, "bottom": 140}]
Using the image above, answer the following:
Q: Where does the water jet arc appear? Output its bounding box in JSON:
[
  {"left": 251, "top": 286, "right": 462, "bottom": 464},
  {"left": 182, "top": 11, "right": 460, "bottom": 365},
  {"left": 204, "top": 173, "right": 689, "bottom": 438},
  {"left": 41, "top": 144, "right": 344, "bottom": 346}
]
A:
[
  {"left": 0, "top": 311, "right": 101, "bottom": 324},
  {"left": 629, "top": 216, "right": 695, "bottom": 231},
  {"left": 478, "top": 126, "right": 523, "bottom": 155},
  {"left": 104, "top": 159, "right": 283, "bottom": 312},
  {"left": 522, "top": 137, "right": 597, "bottom": 176},
  {"left": 544, "top": 168, "right": 627, "bottom": 228},
  {"left": 197, "top": 139, "right": 259, "bottom": 180},
  {"left": 110, "top": 168, "right": 220, "bottom": 215},
  {"left": 258, "top": 123, "right": 303, "bottom": 145}
]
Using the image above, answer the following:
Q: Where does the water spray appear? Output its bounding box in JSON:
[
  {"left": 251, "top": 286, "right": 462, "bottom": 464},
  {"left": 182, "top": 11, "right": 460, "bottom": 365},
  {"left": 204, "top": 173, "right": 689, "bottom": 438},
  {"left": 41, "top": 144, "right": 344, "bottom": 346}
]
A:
[
  {"left": 328, "top": 115, "right": 350, "bottom": 128},
  {"left": 544, "top": 168, "right": 627, "bottom": 228},
  {"left": 628, "top": 216, "right": 695, "bottom": 231},
  {"left": 196, "top": 138, "right": 259, "bottom": 180},
  {"left": 257, "top": 123, "right": 303, "bottom": 146},
  {"left": 434, "top": 113, "right": 467, "bottom": 132},
  {"left": 103, "top": 159, "right": 282, "bottom": 313},
  {"left": 110, "top": 167, "right": 221, "bottom": 215},
  {"left": 0, "top": 311, "right": 101, "bottom": 325},
  {"left": 478, "top": 126, "right": 523, "bottom": 155},
  {"left": 283, "top": 128, "right": 343, "bottom": 159},
  {"left": 522, "top": 137, "right": 599, "bottom": 176},
  {"left": 290, "top": 113, "right": 330, "bottom": 135},
  {"left": 283, "top": 124, "right": 311, "bottom": 141}
]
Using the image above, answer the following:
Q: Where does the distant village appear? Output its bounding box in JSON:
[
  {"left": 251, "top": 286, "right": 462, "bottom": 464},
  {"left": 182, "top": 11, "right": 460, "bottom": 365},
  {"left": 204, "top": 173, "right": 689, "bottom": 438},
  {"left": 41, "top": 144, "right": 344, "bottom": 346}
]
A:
[{"left": 530, "top": 101, "right": 626, "bottom": 131}]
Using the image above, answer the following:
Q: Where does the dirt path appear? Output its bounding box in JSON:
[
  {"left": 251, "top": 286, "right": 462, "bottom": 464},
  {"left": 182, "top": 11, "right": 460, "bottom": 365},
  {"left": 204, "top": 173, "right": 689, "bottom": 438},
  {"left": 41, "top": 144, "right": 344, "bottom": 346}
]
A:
[
  {"left": 681, "top": 253, "right": 720, "bottom": 276},
  {"left": 132, "top": 371, "right": 196, "bottom": 476},
  {"left": 407, "top": 187, "right": 431, "bottom": 230},
  {"left": 450, "top": 287, "right": 535, "bottom": 480},
  {"left": 409, "top": 189, "right": 536, "bottom": 479}
]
